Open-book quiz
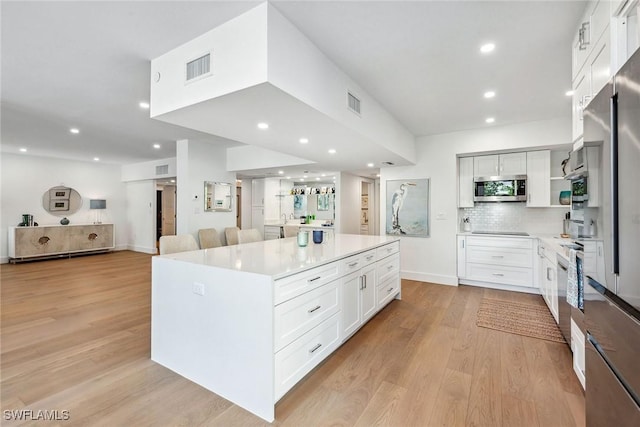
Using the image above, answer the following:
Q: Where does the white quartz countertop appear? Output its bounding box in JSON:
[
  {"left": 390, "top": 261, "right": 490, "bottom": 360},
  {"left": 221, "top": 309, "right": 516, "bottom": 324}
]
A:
[{"left": 156, "top": 233, "right": 398, "bottom": 279}]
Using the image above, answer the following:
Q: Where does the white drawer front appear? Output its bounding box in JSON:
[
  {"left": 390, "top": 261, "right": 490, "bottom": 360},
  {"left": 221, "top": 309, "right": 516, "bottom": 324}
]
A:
[
  {"left": 275, "top": 313, "right": 341, "bottom": 400},
  {"left": 467, "top": 236, "right": 533, "bottom": 249},
  {"left": 466, "top": 263, "right": 534, "bottom": 287},
  {"left": 377, "top": 275, "right": 400, "bottom": 309},
  {"left": 377, "top": 253, "right": 400, "bottom": 284},
  {"left": 340, "top": 254, "right": 364, "bottom": 275},
  {"left": 376, "top": 241, "right": 399, "bottom": 260},
  {"left": 274, "top": 280, "right": 340, "bottom": 352},
  {"left": 360, "top": 249, "right": 377, "bottom": 266},
  {"left": 466, "top": 246, "right": 532, "bottom": 268},
  {"left": 275, "top": 262, "right": 340, "bottom": 305}
]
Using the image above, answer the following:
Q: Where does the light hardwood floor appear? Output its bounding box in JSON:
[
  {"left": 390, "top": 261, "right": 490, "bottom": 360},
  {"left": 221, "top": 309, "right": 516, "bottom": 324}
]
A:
[{"left": 1, "top": 251, "right": 585, "bottom": 426}]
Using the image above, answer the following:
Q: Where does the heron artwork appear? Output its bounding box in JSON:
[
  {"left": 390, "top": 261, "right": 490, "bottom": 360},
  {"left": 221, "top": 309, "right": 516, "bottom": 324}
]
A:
[{"left": 386, "top": 179, "right": 430, "bottom": 237}]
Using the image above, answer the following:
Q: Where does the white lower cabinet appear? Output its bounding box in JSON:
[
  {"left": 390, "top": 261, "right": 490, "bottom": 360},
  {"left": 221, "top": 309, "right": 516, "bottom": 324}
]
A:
[
  {"left": 341, "top": 254, "right": 379, "bottom": 339},
  {"left": 537, "top": 241, "right": 559, "bottom": 323},
  {"left": 458, "top": 235, "right": 535, "bottom": 288},
  {"left": 274, "top": 240, "right": 400, "bottom": 401},
  {"left": 571, "top": 318, "right": 586, "bottom": 389},
  {"left": 275, "top": 312, "right": 341, "bottom": 400}
]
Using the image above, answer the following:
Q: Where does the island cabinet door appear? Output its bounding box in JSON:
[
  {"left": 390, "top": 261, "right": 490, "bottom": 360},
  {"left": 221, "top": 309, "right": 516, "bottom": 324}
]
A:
[
  {"left": 341, "top": 270, "right": 362, "bottom": 338},
  {"left": 361, "top": 264, "right": 377, "bottom": 323}
]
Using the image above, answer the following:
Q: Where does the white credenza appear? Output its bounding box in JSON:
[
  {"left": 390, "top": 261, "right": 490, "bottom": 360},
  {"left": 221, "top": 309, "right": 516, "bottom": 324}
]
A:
[
  {"left": 8, "top": 224, "right": 115, "bottom": 262},
  {"left": 151, "top": 234, "right": 400, "bottom": 422}
]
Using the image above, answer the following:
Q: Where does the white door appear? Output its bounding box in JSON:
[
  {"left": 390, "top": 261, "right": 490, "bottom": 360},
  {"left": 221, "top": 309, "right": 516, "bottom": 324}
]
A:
[
  {"left": 162, "top": 185, "right": 176, "bottom": 236},
  {"left": 526, "top": 150, "right": 550, "bottom": 207},
  {"left": 499, "top": 152, "right": 527, "bottom": 175},
  {"left": 473, "top": 155, "right": 499, "bottom": 176}
]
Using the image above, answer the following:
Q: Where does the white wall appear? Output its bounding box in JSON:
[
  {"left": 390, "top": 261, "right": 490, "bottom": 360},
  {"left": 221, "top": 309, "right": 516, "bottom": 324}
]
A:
[
  {"left": 380, "top": 117, "right": 571, "bottom": 286},
  {"left": 150, "top": 3, "right": 268, "bottom": 118},
  {"left": 338, "top": 172, "right": 362, "bottom": 234},
  {"left": 176, "top": 139, "right": 237, "bottom": 244},
  {"left": 0, "top": 153, "right": 127, "bottom": 262},
  {"left": 267, "top": 4, "right": 415, "bottom": 164},
  {"left": 227, "top": 145, "right": 313, "bottom": 172},
  {"left": 121, "top": 157, "right": 176, "bottom": 182},
  {"left": 241, "top": 179, "right": 252, "bottom": 229},
  {"left": 125, "top": 180, "right": 157, "bottom": 253}
]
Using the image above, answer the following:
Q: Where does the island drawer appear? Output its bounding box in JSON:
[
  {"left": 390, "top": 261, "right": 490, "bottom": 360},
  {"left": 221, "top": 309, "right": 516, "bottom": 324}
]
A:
[
  {"left": 376, "top": 241, "right": 399, "bottom": 260},
  {"left": 466, "top": 246, "right": 532, "bottom": 268},
  {"left": 466, "top": 263, "right": 533, "bottom": 287},
  {"left": 275, "top": 312, "right": 341, "bottom": 401},
  {"left": 377, "top": 275, "right": 400, "bottom": 309},
  {"left": 340, "top": 249, "right": 376, "bottom": 274},
  {"left": 466, "top": 236, "right": 533, "bottom": 249},
  {"left": 377, "top": 253, "right": 400, "bottom": 284},
  {"left": 275, "top": 262, "right": 340, "bottom": 305},
  {"left": 274, "top": 280, "right": 340, "bottom": 352}
]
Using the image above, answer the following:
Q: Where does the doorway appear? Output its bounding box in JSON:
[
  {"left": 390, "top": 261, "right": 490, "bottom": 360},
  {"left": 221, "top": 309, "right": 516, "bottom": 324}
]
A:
[
  {"left": 361, "top": 180, "right": 376, "bottom": 235},
  {"left": 156, "top": 182, "right": 177, "bottom": 249}
]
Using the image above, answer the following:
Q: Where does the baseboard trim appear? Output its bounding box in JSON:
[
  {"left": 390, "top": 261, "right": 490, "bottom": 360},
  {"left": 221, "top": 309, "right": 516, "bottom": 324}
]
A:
[
  {"left": 459, "top": 279, "right": 541, "bottom": 295},
  {"left": 127, "top": 245, "right": 158, "bottom": 254},
  {"left": 0, "top": 256, "right": 8, "bottom": 264},
  {"left": 401, "top": 270, "right": 458, "bottom": 286}
]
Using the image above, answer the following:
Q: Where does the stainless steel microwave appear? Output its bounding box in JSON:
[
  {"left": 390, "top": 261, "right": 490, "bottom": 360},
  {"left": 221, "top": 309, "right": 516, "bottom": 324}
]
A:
[{"left": 474, "top": 175, "right": 527, "bottom": 202}]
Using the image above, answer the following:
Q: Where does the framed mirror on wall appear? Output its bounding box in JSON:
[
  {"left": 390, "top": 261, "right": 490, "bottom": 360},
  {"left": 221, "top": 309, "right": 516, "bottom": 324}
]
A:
[
  {"left": 42, "top": 186, "right": 83, "bottom": 216},
  {"left": 204, "top": 181, "right": 232, "bottom": 212}
]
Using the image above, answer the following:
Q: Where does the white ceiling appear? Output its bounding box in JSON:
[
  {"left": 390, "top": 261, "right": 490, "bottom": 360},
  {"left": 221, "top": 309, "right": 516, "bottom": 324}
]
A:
[{"left": 1, "top": 1, "right": 585, "bottom": 177}]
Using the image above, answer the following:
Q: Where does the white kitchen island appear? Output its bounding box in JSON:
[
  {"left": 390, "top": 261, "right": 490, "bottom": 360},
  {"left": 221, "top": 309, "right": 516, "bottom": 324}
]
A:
[{"left": 152, "top": 233, "right": 400, "bottom": 422}]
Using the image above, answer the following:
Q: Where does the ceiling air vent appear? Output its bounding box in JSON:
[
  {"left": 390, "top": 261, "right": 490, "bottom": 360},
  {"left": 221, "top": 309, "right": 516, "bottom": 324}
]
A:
[
  {"left": 382, "top": 161, "right": 395, "bottom": 166},
  {"left": 186, "top": 53, "right": 211, "bottom": 82},
  {"left": 347, "top": 91, "right": 361, "bottom": 115},
  {"left": 155, "top": 164, "right": 169, "bottom": 176}
]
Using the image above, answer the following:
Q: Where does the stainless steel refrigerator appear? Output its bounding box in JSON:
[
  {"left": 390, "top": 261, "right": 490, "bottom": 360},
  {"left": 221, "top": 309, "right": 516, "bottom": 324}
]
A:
[{"left": 582, "top": 48, "right": 640, "bottom": 426}]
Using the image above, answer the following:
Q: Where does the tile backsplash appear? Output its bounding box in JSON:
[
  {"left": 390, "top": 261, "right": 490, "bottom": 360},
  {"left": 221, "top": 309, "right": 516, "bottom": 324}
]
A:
[{"left": 459, "top": 203, "right": 569, "bottom": 235}]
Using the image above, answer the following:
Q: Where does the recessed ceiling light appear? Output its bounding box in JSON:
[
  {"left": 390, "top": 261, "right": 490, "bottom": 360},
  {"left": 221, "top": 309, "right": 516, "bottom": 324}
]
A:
[
  {"left": 19, "top": 148, "right": 27, "bottom": 152},
  {"left": 139, "top": 101, "right": 150, "bottom": 109},
  {"left": 299, "top": 138, "right": 309, "bottom": 144},
  {"left": 170, "top": 179, "right": 176, "bottom": 183},
  {"left": 93, "top": 157, "right": 100, "bottom": 161},
  {"left": 367, "top": 163, "right": 374, "bottom": 168},
  {"left": 376, "top": 174, "right": 381, "bottom": 177},
  {"left": 321, "top": 173, "right": 326, "bottom": 177},
  {"left": 565, "top": 90, "right": 574, "bottom": 96},
  {"left": 300, "top": 178, "right": 305, "bottom": 182},
  {"left": 480, "top": 43, "right": 495, "bottom": 53},
  {"left": 286, "top": 176, "right": 291, "bottom": 179},
  {"left": 257, "top": 122, "right": 269, "bottom": 130},
  {"left": 484, "top": 91, "right": 496, "bottom": 99},
  {"left": 328, "top": 149, "right": 336, "bottom": 154},
  {"left": 316, "top": 177, "right": 320, "bottom": 181},
  {"left": 153, "top": 143, "right": 161, "bottom": 149},
  {"left": 485, "top": 117, "right": 495, "bottom": 124},
  {"left": 70, "top": 128, "right": 80, "bottom": 134},
  {"left": 303, "top": 175, "right": 308, "bottom": 178},
  {"left": 278, "top": 170, "right": 284, "bottom": 175}
]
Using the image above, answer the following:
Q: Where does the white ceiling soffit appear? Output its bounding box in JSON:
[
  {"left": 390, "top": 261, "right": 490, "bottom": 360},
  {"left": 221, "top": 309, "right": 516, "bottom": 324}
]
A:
[
  {"left": 227, "top": 145, "right": 315, "bottom": 173},
  {"left": 150, "top": 3, "right": 416, "bottom": 173}
]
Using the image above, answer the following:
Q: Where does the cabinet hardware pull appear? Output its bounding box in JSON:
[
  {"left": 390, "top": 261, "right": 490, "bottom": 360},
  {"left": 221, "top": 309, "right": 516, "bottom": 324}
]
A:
[
  {"left": 547, "top": 267, "right": 552, "bottom": 281},
  {"left": 366, "top": 255, "right": 374, "bottom": 261},
  {"left": 363, "top": 275, "right": 367, "bottom": 289},
  {"left": 387, "top": 287, "right": 394, "bottom": 293},
  {"left": 309, "top": 343, "right": 322, "bottom": 354},
  {"left": 491, "top": 255, "right": 504, "bottom": 258},
  {"left": 359, "top": 276, "right": 364, "bottom": 290},
  {"left": 348, "top": 262, "right": 358, "bottom": 268},
  {"left": 492, "top": 273, "right": 504, "bottom": 276},
  {"left": 308, "top": 276, "right": 322, "bottom": 283},
  {"left": 308, "top": 305, "right": 321, "bottom": 313},
  {"left": 387, "top": 265, "right": 393, "bottom": 271}
]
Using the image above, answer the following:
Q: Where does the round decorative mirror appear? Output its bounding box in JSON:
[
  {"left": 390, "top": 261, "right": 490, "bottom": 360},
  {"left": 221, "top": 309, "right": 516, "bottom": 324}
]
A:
[{"left": 42, "top": 186, "right": 83, "bottom": 216}]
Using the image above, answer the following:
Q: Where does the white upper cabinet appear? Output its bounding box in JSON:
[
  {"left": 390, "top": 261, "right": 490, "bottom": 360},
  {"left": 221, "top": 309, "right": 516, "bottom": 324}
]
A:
[
  {"left": 474, "top": 153, "right": 526, "bottom": 177},
  {"left": 458, "top": 157, "right": 474, "bottom": 208},
  {"left": 252, "top": 178, "right": 265, "bottom": 207},
  {"left": 571, "top": 0, "right": 614, "bottom": 141},
  {"left": 526, "top": 150, "right": 551, "bottom": 207}
]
